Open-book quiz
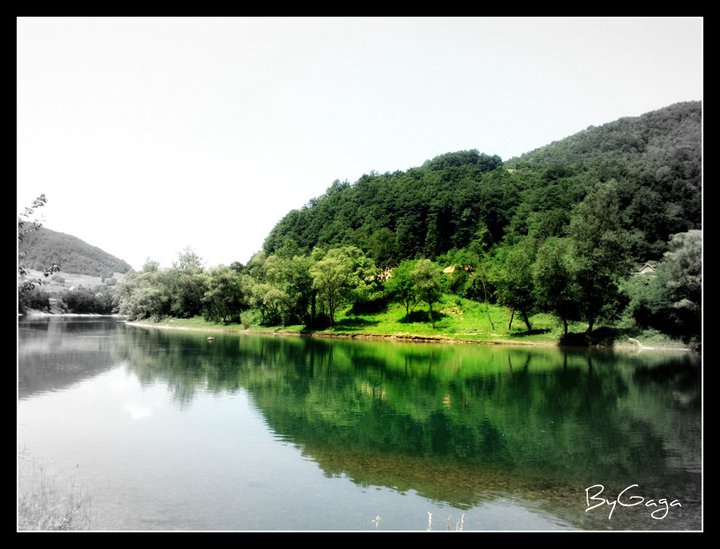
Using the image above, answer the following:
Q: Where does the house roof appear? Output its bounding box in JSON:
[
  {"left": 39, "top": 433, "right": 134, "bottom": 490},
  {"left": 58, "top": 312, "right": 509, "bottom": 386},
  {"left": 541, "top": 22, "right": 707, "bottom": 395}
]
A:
[{"left": 635, "top": 262, "right": 657, "bottom": 275}]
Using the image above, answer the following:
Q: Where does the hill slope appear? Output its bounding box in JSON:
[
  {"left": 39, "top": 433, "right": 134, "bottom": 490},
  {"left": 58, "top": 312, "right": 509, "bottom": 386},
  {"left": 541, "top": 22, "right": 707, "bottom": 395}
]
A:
[
  {"left": 263, "top": 101, "right": 700, "bottom": 264},
  {"left": 19, "top": 226, "right": 132, "bottom": 278}
]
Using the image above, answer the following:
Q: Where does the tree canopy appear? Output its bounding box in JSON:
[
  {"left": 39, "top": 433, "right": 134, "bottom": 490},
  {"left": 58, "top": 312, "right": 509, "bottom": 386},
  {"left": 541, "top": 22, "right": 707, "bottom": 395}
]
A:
[{"left": 264, "top": 102, "right": 700, "bottom": 269}]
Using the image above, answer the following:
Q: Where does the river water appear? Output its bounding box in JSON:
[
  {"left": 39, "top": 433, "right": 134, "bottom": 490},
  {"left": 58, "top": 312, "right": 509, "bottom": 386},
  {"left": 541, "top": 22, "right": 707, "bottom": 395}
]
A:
[{"left": 17, "top": 317, "right": 701, "bottom": 531}]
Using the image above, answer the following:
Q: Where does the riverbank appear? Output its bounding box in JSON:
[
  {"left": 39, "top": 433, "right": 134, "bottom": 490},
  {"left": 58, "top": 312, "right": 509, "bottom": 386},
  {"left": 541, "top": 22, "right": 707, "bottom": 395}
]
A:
[
  {"left": 21, "top": 310, "right": 125, "bottom": 318},
  {"left": 125, "top": 309, "right": 693, "bottom": 352},
  {"left": 127, "top": 318, "right": 555, "bottom": 347}
]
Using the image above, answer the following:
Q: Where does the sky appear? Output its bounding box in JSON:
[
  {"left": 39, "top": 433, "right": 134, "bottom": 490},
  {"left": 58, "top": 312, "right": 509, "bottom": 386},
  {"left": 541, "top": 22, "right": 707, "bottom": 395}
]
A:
[{"left": 17, "top": 17, "right": 703, "bottom": 271}]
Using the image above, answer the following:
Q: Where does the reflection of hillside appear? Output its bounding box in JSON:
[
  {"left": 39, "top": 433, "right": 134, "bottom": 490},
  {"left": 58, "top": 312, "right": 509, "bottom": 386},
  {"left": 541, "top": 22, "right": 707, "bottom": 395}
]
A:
[
  {"left": 18, "top": 318, "right": 126, "bottom": 398},
  {"left": 120, "top": 328, "right": 700, "bottom": 528}
]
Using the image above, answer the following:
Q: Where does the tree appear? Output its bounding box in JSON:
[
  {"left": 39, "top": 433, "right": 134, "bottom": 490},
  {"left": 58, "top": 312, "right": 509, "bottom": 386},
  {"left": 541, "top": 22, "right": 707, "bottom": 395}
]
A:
[
  {"left": 114, "top": 269, "right": 171, "bottom": 321},
  {"left": 18, "top": 194, "right": 49, "bottom": 264},
  {"left": 247, "top": 280, "right": 289, "bottom": 326},
  {"left": 569, "top": 181, "right": 631, "bottom": 333},
  {"left": 495, "top": 237, "right": 537, "bottom": 331},
  {"left": 203, "top": 266, "right": 248, "bottom": 323},
  {"left": 262, "top": 253, "right": 317, "bottom": 326},
  {"left": 62, "top": 288, "right": 113, "bottom": 314},
  {"left": 309, "top": 248, "right": 355, "bottom": 326},
  {"left": 168, "top": 248, "right": 207, "bottom": 318},
  {"left": 533, "top": 237, "right": 579, "bottom": 335},
  {"left": 142, "top": 258, "right": 160, "bottom": 272},
  {"left": 385, "top": 260, "right": 418, "bottom": 317},
  {"left": 661, "top": 230, "right": 701, "bottom": 318},
  {"left": 173, "top": 247, "right": 203, "bottom": 273},
  {"left": 412, "top": 259, "right": 442, "bottom": 328},
  {"left": 625, "top": 230, "right": 701, "bottom": 343},
  {"left": 22, "top": 287, "right": 51, "bottom": 312},
  {"left": 367, "top": 228, "right": 398, "bottom": 268},
  {"left": 18, "top": 194, "right": 60, "bottom": 313},
  {"left": 343, "top": 246, "right": 381, "bottom": 307}
]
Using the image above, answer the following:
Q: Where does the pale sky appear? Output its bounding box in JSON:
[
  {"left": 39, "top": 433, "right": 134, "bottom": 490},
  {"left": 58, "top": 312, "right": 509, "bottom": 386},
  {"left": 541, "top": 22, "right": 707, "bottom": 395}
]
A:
[{"left": 17, "top": 17, "right": 703, "bottom": 271}]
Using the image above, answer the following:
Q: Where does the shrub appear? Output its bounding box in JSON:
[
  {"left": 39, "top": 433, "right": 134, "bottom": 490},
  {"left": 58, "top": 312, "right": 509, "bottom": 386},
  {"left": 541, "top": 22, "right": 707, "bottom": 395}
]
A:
[{"left": 20, "top": 287, "right": 51, "bottom": 312}]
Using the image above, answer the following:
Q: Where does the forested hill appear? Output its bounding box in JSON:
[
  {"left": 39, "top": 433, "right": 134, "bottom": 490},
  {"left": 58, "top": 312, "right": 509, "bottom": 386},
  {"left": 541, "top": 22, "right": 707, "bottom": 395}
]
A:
[
  {"left": 263, "top": 101, "right": 701, "bottom": 264},
  {"left": 19, "top": 226, "right": 132, "bottom": 277}
]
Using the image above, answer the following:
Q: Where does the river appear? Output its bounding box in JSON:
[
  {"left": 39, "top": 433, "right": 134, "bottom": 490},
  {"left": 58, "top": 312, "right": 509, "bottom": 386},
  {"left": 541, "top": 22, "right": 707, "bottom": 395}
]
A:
[{"left": 17, "top": 317, "right": 701, "bottom": 531}]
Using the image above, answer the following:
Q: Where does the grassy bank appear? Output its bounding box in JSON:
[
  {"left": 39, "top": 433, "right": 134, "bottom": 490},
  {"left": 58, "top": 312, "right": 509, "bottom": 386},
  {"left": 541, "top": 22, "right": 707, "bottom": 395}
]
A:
[{"left": 128, "top": 295, "right": 689, "bottom": 349}]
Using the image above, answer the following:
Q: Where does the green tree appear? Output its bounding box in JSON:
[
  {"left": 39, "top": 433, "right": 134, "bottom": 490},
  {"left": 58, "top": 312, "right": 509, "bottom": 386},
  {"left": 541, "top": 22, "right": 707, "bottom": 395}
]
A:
[
  {"left": 569, "top": 181, "right": 631, "bottom": 333},
  {"left": 62, "top": 288, "right": 113, "bottom": 314},
  {"left": 246, "top": 280, "right": 285, "bottom": 326},
  {"left": 203, "top": 266, "right": 248, "bottom": 323},
  {"left": 168, "top": 248, "right": 207, "bottom": 318},
  {"left": 367, "top": 228, "right": 399, "bottom": 268},
  {"left": 385, "top": 260, "right": 418, "bottom": 317},
  {"left": 114, "top": 268, "right": 171, "bottom": 321},
  {"left": 661, "top": 230, "right": 701, "bottom": 319},
  {"left": 625, "top": 230, "right": 701, "bottom": 344},
  {"left": 412, "top": 259, "right": 442, "bottom": 328},
  {"left": 263, "top": 253, "right": 318, "bottom": 326},
  {"left": 495, "top": 237, "right": 537, "bottom": 331},
  {"left": 309, "top": 248, "right": 355, "bottom": 326},
  {"left": 229, "top": 261, "right": 245, "bottom": 274},
  {"left": 343, "top": 246, "right": 381, "bottom": 307},
  {"left": 142, "top": 258, "right": 160, "bottom": 272},
  {"left": 533, "top": 237, "right": 579, "bottom": 335}
]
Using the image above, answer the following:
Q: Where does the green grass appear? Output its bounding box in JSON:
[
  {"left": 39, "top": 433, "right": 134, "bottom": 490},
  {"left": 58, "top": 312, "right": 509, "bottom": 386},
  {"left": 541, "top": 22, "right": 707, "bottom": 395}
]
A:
[
  {"left": 326, "top": 296, "right": 582, "bottom": 344},
  {"left": 131, "top": 300, "right": 693, "bottom": 349},
  {"left": 133, "top": 295, "right": 595, "bottom": 346}
]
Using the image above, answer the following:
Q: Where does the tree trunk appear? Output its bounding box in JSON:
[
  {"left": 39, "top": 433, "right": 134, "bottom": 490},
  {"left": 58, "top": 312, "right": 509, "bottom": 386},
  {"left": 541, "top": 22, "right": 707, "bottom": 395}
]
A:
[
  {"left": 429, "top": 302, "right": 435, "bottom": 329},
  {"left": 327, "top": 292, "right": 335, "bottom": 326},
  {"left": 561, "top": 316, "right": 568, "bottom": 336},
  {"left": 310, "top": 290, "right": 317, "bottom": 328},
  {"left": 586, "top": 317, "right": 595, "bottom": 334},
  {"left": 520, "top": 309, "right": 532, "bottom": 332},
  {"left": 508, "top": 308, "right": 515, "bottom": 330}
]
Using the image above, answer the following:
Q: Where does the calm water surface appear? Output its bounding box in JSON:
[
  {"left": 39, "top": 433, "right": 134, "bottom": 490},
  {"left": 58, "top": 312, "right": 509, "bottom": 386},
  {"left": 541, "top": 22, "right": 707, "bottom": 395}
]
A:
[{"left": 17, "top": 318, "right": 701, "bottom": 531}]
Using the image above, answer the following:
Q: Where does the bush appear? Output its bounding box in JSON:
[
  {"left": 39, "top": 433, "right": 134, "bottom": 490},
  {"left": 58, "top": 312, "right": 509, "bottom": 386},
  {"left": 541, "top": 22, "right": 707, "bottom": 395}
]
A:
[
  {"left": 61, "top": 288, "right": 114, "bottom": 314},
  {"left": 20, "top": 287, "right": 51, "bottom": 312},
  {"left": 240, "top": 309, "right": 261, "bottom": 329}
]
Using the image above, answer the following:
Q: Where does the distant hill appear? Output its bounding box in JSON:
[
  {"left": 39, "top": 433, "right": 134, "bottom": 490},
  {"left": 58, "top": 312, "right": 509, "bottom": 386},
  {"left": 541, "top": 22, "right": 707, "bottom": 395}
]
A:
[
  {"left": 264, "top": 101, "right": 701, "bottom": 263},
  {"left": 19, "top": 227, "right": 132, "bottom": 278}
]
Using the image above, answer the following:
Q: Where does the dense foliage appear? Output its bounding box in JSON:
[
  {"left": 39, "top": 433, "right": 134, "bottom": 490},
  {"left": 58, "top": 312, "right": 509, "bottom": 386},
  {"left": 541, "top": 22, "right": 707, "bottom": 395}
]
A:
[
  {"left": 61, "top": 288, "right": 114, "bottom": 314},
  {"left": 19, "top": 226, "right": 132, "bottom": 278},
  {"left": 115, "top": 102, "right": 701, "bottom": 345},
  {"left": 265, "top": 102, "right": 700, "bottom": 264}
]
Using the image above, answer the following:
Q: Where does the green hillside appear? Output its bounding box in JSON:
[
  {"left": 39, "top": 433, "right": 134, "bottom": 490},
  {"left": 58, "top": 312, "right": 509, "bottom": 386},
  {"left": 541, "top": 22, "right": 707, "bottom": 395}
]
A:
[
  {"left": 19, "top": 226, "right": 132, "bottom": 278},
  {"left": 264, "top": 101, "right": 700, "bottom": 263}
]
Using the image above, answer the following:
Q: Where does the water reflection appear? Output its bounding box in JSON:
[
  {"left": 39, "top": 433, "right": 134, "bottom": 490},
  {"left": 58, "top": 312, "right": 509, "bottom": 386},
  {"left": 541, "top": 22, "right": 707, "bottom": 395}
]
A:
[
  {"left": 115, "top": 326, "right": 700, "bottom": 529},
  {"left": 18, "top": 319, "right": 701, "bottom": 530},
  {"left": 18, "top": 318, "right": 124, "bottom": 398}
]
